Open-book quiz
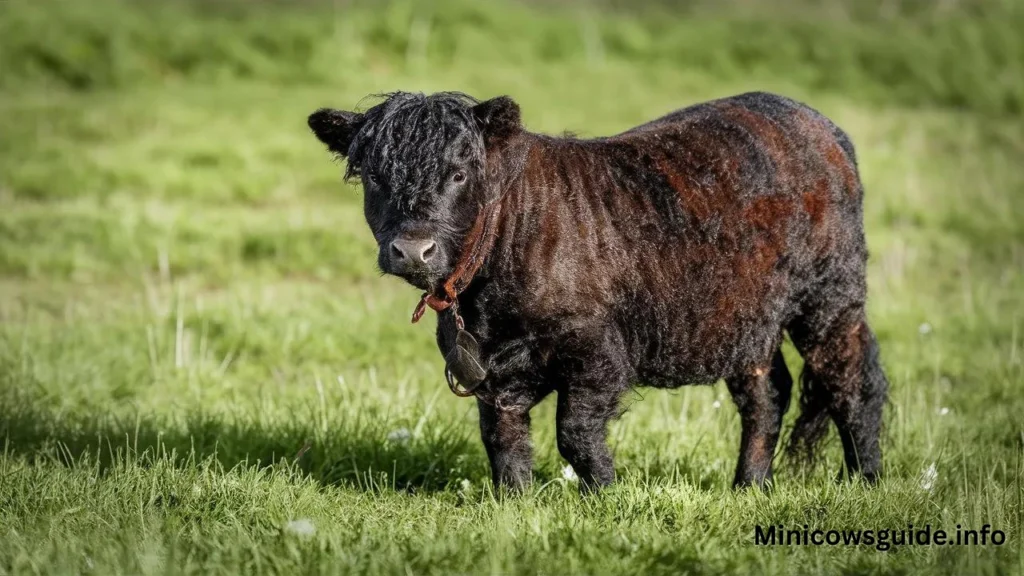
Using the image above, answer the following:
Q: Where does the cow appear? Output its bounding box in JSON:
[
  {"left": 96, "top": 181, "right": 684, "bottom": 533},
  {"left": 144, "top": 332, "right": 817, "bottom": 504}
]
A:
[{"left": 307, "top": 90, "right": 889, "bottom": 492}]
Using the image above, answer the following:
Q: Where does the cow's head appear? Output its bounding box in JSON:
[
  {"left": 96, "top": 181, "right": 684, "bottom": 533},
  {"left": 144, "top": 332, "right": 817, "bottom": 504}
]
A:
[{"left": 308, "top": 92, "right": 522, "bottom": 290}]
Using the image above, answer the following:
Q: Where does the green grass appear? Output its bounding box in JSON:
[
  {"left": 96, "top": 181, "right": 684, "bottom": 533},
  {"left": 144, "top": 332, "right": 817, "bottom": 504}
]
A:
[
  {"left": 1, "top": 0, "right": 1023, "bottom": 116},
  {"left": 1, "top": 0, "right": 1023, "bottom": 574}
]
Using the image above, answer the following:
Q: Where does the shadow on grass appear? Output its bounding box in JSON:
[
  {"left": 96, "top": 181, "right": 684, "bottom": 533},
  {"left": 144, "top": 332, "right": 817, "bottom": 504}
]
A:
[
  {"left": 0, "top": 389, "right": 749, "bottom": 494},
  {"left": 0, "top": 393, "right": 490, "bottom": 494}
]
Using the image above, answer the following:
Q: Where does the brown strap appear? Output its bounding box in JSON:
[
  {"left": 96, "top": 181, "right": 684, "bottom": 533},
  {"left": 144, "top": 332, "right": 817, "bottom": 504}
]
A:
[
  {"left": 410, "top": 137, "right": 530, "bottom": 326},
  {"left": 410, "top": 183, "right": 506, "bottom": 325}
]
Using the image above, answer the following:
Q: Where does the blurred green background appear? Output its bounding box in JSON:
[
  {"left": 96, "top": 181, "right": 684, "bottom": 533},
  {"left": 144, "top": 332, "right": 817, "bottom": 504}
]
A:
[{"left": 0, "top": 0, "right": 1022, "bottom": 574}]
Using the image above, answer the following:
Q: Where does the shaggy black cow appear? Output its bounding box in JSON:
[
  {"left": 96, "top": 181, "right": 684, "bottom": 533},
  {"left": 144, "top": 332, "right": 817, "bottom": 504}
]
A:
[{"left": 308, "top": 91, "right": 889, "bottom": 492}]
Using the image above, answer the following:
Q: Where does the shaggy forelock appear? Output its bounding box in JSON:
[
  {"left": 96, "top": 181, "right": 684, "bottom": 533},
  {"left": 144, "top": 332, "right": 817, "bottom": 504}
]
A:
[{"left": 346, "top": 92, "right": 485, "bottom": 207}]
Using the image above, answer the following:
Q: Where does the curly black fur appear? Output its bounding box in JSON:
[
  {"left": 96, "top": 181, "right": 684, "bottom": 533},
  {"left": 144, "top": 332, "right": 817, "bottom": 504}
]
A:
[{"left": 309, "top": 91, "right": 890, "bottom": 492}]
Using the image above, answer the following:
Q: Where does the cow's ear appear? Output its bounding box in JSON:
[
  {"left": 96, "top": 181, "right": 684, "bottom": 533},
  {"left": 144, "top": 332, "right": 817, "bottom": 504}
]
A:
[
  {"left": 472, "top": 96, "right": 521, "bottom": 145},
  {"left": 308, "top": 108, "right": 363, "bottom": 157}
]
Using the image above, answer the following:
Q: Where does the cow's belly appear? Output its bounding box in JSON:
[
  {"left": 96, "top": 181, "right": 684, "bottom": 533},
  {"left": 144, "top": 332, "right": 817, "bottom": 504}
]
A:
[{"left": 624, "top": 268, "right": 794, "bottom": 388}]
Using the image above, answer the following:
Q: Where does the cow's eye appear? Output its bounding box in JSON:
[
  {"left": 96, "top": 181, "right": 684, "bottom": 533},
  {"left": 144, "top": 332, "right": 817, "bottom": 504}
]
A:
[
  {"left": 364, "top": 174, "right": 377, "bottom": 187},
  {"left": 451, "top": 170, "right": 467, "bottom": 184}
]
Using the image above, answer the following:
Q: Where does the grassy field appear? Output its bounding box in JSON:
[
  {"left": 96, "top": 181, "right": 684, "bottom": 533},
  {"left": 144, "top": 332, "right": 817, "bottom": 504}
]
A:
[{"left": 1, "top": 0, "right": 1023, "bottom": 574}]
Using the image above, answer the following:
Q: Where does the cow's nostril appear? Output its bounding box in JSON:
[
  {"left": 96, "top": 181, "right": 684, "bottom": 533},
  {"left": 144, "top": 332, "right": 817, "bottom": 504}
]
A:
[
  {"left": 421, "top": 241, "right": 437, "bottom": 262},
  {"left": 390, "top": 242, "right": 406, "bottom": 261}
]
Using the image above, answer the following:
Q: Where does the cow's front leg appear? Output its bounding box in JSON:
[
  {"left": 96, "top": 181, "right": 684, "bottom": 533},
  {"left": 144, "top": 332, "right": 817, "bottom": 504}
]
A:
[
  {"left": 555, "top": 380, "right": 624, "bottom": 492},
  {"left": 478, "top": 398, "right": 533, "bottom": 491}
]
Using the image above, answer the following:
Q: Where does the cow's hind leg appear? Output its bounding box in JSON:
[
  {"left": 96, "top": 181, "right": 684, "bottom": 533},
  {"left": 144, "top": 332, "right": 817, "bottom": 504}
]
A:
[
  {"left": 727, "top": 349, "right": 793, "bottom": 488},
  {"left": 790, "top": 306, "right": 888, "bottom": 482}
]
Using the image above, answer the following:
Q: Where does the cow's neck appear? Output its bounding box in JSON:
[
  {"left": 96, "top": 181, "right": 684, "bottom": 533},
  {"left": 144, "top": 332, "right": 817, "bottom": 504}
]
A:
[{"left": 485, "top": 135, "right": 615, "bottom": 319}]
